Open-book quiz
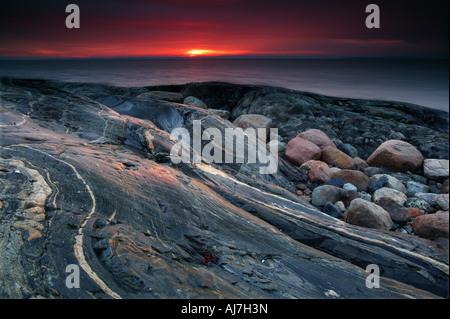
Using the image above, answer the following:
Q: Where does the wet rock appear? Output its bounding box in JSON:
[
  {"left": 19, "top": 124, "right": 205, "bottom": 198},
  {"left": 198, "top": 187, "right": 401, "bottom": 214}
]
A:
[
  {"left": 297, "top": 129, "right": 336, "bottom": 149},
  {"left": 285, "top": 137, "right": 321, "bottom": 166},
  {"left": 423, "top": 159, "right": 449, "bottom": 182},
  {"left": 311, "top": 185, "right": 348, "bottom": 207},
  {"left": 412, "top": 212, "right": 449, "bottom": 240},
  {"left": 375, "top": 197, "right": 411, "bottom": 226},
  {"left": 372, "top": 188, "right": 407, "bottom": 206},
  {"left": 344, "top": 199, "right": 393, "bottom": 230},
  {"left": 407, "top": 181, "right": 430, "bottom": 197},
  {"left": 331, "top": 169, "right": 370, "bottom": 192},
  {"left": 366, "top": 140, "right": 424, "bottom": 173},
  {"left": 321, "top": 146, "right": 356, "bottom": 170}
]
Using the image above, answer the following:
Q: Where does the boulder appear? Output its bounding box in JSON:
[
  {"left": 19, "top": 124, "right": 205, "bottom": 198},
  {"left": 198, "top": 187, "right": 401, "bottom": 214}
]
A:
[
  {"left": 412, "top": 212, "right": 449, "bottom": 239},
  {"left": 369, "top": 174, "right": 406, "bottom": 194},
  {"left": 406, "top": 181, "right": 430, "bottom": 197},
  {"left": 297, "top": 129, "right": 336, "bottom": 149},
  {"left": 184, "top": 96, "right": 208, "bottom": 108},
  {"left": 285, "top": 137, "right": 321, "bottom": 166},
  {"left": 344, "top": 199, "right": 393, "bottom": 230},
  {"left": 300, "top": 160, "right": 331, "bottom": 184},
  {"left": 375, "top": 197, "right": 410, "bottom": 226},
  {"left": 372, "top": 187, "right": 407, "bottom": 206},
  {"left": 423, "top": 159, "right": 449, "bottom": 182},
  {"left": 366, "top": 140, "right": 424, "bottom": 173},
  {"left": 331, "top": 169, "right": 370, "bottom": 192},
  {"left": 321, "top": 146, "right": 356, "bottom": 170},
  {"left": 311, "top": 185, "right": 348, "bottom": 207}
]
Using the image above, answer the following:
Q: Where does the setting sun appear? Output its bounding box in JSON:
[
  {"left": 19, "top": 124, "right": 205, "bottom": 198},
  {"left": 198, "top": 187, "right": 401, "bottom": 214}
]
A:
[{"left": 186, "top": 49, "right": 216, "bottom": 57}]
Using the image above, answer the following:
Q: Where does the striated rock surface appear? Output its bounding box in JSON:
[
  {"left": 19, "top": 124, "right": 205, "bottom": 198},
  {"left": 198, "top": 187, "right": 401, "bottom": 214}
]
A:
[{"left": 0, "top": 78, "right": 448, "bottom": 299}]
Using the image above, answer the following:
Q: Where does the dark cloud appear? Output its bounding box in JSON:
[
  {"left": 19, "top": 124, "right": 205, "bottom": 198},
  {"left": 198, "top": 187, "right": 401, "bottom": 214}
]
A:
[{"left": 0, "top": 0, "right": 448, "bottom": 58}]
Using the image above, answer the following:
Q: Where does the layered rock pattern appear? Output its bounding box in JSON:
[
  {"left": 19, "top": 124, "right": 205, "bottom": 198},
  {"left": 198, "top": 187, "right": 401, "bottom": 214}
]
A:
[{"left": 0, "top": 78, "right": 448, "bottom": 299}]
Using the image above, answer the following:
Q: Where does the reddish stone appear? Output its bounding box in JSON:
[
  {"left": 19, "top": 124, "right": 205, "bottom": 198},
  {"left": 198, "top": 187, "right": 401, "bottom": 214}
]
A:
[
  {"left": 412, "top": 212, "right": 449, "bottom": 239},
  {"left": 285, "top": 137, "right": 321, "bottom": 166},
  {"left": 301, "top": 160, "right": 331, "bottom": 184},
  {"left": 321, "top": 146, "right": 356, "bottom": 170},
  {"left": 296, "top": 190, "right": 303, "bottom": 196},
  {"left": 331, "top": 169, "right": 370, "bottom": 192},
  {"left": 297, "top": 129, "right": 336, "bottom": 149},
  {"left": 408, "top": 207, "right": 423, "bottom": 219}
]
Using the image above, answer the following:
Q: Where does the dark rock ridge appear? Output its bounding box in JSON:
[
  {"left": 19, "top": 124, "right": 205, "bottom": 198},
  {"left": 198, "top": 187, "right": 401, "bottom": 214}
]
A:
[{"left": 0, "top": 78, "right": 448, "bottom": 299}]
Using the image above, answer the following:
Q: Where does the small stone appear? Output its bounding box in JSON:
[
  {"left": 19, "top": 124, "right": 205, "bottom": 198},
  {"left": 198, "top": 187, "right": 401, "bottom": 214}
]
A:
[
  {"left": 324, "top": 178, "right": 345, "bottom": 188},
  {"left": 335, "top": 201, "right": 346, "bottom": 212},
  {"left": 363, "top": 166, "right": 387, "bottom": 177},
  {"left": 369, "top": 174, "right": 406, "bottom": 194},
  {"left": 408, "top": 207, "right": 424, "bottom": 219},
  {"left": 423, "top": 159, "right": 449, "bottom": 182},
  {"left": 343, "top": 183, "right": 357, "bottom": 194},
  {"left": 311, "top": 185, "right": 348, "bottom": 207},
  {"left": 372, "top": 187, "right": 407, "bottom": 206},
  {"left": 435, "top": 194, "right": 449, "bottom": 211},
  {"left": 344, "top": 198, "right": 393, "bottom": 230},
  {"left": 405, "top": 197, "right": 431, "bottom": 214},
  {"left": 368, "top": 175, "right": 388, "bottom": 193},
  {"left": 442, "top": 179, "right": 449, "bottom": 193},
  {"left": 375, "top": 197, "right": 410, "bottom": 226},
  {"left": 415, "top": 193, "right": 438, "bottom": 206},
  {"left": 406, "top": 181, "right": 430, "bottom": 197},
  {"left": 322, "top": 201, "right": 343, "bottom": 218},
  {"left": 358, "top": 191, "right": 372, "bottom": 202}
]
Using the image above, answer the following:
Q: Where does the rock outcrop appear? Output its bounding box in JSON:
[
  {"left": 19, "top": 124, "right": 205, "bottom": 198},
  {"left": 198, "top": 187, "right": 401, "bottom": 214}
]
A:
[{"left": 0, "top": 78, "right": 448, "bottom": 299}]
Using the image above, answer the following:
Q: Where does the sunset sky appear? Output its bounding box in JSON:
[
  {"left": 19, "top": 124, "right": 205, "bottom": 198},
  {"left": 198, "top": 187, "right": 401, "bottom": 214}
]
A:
[{"left": 0, "top": 0, "right": 448, "bottom": 59}]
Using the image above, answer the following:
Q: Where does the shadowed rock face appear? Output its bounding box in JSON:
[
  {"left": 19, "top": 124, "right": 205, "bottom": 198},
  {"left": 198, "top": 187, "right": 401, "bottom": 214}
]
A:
[{"left": 0, "top": 78, "right": 448, "bottom": 299}]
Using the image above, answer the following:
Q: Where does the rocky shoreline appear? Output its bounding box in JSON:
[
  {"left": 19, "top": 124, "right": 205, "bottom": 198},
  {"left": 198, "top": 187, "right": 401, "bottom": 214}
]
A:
[{"left": 0, "top": 78, "right": 448, "bottom": 299}]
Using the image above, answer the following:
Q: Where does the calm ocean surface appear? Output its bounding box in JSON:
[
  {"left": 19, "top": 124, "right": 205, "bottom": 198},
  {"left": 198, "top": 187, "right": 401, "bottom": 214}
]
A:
[{"left": 0, "top": 59, "right": 448, "bottom": 112}]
